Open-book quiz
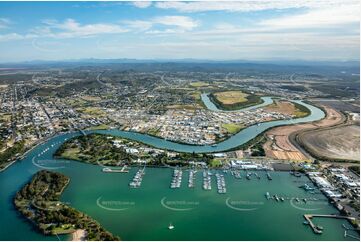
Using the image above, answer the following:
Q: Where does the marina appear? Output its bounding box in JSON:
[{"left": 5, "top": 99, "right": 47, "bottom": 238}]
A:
[
  {"left": 0, "top": 98, "right": 354, "bottom": 241},
  {"left": 215, "top": 173, "right": 227, "bottom": 194},
  {"left": 203, "top": 170, "right": 212, "bottom": 190},
  {"left": 231, "top": 170, "right": 242, "bottom": 179},
  {"left": 170, "top": 169, "right": 183, "bottom": 189},
  {"left": 188, "top": 169, "right": 196, "bottom": 188},
  {"left": 129, "top": 167, "right": 145, "bottom": 188}
]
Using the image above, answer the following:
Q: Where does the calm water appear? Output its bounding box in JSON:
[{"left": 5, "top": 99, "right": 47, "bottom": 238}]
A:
[
  {"left": 0, "top": 138, "right": 358, "bottom": 240},
  {"left": 0, "top": 100, "right": 355, "bottom": 241}
]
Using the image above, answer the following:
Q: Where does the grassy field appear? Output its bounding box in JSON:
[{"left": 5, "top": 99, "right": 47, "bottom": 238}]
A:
[
  {"left": 265, "top": 100, "right": 309, "bottom": 118},
  {"left": 0, "top": 113, "right": 11, "bottom": 122},
  {"left": 222, "top": 123, "right": 244, "bottom": 134},
  {"left": 189, "top": 81, "right": 209, "bottom": 87},
  {"left": 60, "top": 148, "right": 81, "bottom": 161},
  {"left": 209, "top": 159, "right": 222, "bottom": 168},
  {"left": 87, "top": 124, "right": 109, "bottom": 130},
  {"left": 81, "top": 95, "right": 102, "bottom": 101},
  {"left": 76, "top": 107, "right": 106, "bottom": 116},
  {"left": 210, "top": 90, "right": 262, "bottom": 110},
  {"left": 213, "top": 91, "right": 248, "bottom": 104}
]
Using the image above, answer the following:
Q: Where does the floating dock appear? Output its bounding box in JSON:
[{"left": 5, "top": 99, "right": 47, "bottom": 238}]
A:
[
  {"left": 215, "top": 173, "right": 226, "bottom": 194},
  {"left": 129, "top": 167, "right": 145, "bottom": 188},
  {"left": 102, "top": 165, "right": 129, "bottom": 173},
  {"left": 170, "top": 169, "right": 182, "bottom": 189},
  {"left": 203, "top": 170, "right": 212, "bottom": 190},
  {"left": 188, "top": 170, "right": 196, "bottom": 188}
]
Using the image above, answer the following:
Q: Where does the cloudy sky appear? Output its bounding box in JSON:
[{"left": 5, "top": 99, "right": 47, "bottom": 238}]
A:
[{"left": 0, "top": 1, "right": 359, "bottom": 62}]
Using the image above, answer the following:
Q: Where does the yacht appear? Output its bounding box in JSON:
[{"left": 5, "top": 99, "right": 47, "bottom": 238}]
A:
[{"left": 168, "top": 223, "right": 174, "bottom": 230}]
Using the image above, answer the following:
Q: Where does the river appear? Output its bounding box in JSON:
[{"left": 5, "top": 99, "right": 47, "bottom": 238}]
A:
[{"left": 0, "top": 97, "right": 357, "bottom": 241}]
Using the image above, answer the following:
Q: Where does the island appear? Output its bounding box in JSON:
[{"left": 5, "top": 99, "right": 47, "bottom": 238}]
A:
[{"left": 14, "top": 170, "right": 119, "bottom": 241}]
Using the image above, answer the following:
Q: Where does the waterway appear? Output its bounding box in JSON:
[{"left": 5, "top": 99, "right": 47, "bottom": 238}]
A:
[
  {"left": 93, "top": 97, "right": 325, "bottom": 153},
  {"left": 0, "top": 97, "right": 357, "bottom": 241}
]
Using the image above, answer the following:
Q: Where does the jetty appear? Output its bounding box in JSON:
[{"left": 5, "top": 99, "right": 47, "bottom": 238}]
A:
[
  {"left": 170, "top": 169, "right": 182, "bottom": 189},
  {"left": 102, "top": 165, "right": 129, "bottom": 173},
  {"left": 303, "top": 214, "right": 357, "bottom": 234},
  {"left": 188, "top": 169, "right": 196, "bottom": 188},
  {"left": 215, "top": 173, "right": 226, "bottom": 194},
  {"left": 129, "top": 167, "right": 145, "bottom": 188},
  {"left": 203, "top": 170, "right": 212, "bottom": 190},
  {"left": 266, "top": 172, "right": 272, "bottom": 180}
]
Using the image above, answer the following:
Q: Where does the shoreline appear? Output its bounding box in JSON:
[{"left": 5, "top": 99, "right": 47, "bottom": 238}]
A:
[
  {"left": 0, "top": 131, "right": 74, "bottom": 173},
  {"left": 71, "top": 229, "right": 86, "bottom": 241}
]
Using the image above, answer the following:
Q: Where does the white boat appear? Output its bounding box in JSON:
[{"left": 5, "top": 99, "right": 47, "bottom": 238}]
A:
[{"left": 168, "top": 223, "right": 174, "bottom": 230}]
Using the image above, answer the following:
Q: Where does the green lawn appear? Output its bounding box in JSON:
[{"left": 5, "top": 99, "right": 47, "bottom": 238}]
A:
[{"left": 222, "top": 123, "right": 244, "bottom": 134}]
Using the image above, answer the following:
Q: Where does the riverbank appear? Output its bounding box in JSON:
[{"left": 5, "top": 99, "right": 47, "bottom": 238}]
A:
[
  {"left": 0, "top": 132, "right": 61, "bottom": 172},
  {"left": 72, "top": 229, "right": 86, "bottom": 241}
]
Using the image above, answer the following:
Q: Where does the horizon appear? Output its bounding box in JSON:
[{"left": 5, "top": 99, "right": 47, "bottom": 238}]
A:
[{"left": 0, "top": 0, "right": 360, "bottom": 62}]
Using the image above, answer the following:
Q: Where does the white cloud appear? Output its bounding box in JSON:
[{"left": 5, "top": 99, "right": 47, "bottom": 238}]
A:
[
  {"left": 152, "top": 16, "right": 198, "bottom": 30},
  {"left": 155, "top": 0, "right": 359, "bottom": 13},
  {"left": 260, "top": 4, "right": 359, "bottom": 29},
  {"left": 0, "top": 33, "right": 37, "bottom": 42},
  {"left": 33, "top": 19, "right": 128, "bottom": 38},
  {"left": 132, "top": 1, "right": 152, "bottom": 9},
  {"left": 0, "top": 18, "right": 11, "bottom": 29},
  {"left": 123, "top": 20, "right": 153, "bottom": 31},
  {"left": 125, "top": 15, "right": 199, "bottom": 33}
]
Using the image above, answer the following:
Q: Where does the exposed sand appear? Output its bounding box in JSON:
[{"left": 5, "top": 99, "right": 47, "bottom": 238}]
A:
[
  {"left": 298, "top": 125, "right": 360, "bottom": 161},
  {"left": 263, "top": 106, "right": 344, "bottom": 161},
  {"left": 72, "top": 229, "right": 86, "bottom": 241},
  {"left": 264, "top": 100, "right": 298, "bottom": 116}
]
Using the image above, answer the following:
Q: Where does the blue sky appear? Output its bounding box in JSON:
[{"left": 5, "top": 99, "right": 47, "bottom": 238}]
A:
[{"left": 0, "top": 1, "right": 359, "bottom": 62}]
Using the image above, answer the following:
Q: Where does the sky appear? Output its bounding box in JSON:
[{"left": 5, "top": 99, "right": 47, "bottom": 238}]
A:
[{"left": 0, "top": 0, "right": 359, "bottom": 62}]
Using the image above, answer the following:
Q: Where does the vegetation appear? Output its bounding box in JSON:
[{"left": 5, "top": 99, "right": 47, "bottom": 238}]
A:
[
  {"left": 293, "top": 102, "right": 311, "bottom": 118},
  {"left": 213, "top": 91, "right": 248, "bottom": 104},
  {"left": 54, "top": 134, "right": 135, "bottom": 166},
  {"left": 0, "top": 140, "right": 25, "bottom": 169},
  {"left": 14, "top": 170, "right": 119, "bottom": 240},
  {"left": 87, "top": 124, "right": 109, "bottom": 130},
  {"left": 55, "top": 133, "right": 215, "bottom": 167},
  {"left": 222, "top": 123, "right": 244, "bottom": 134},
  {"left": 210, "top": 90, "right": 263, "bottom": 110},
  {"left": 209, "top": 159, "right": 222, "bottom": 168},
  {"left": 189, "top": 81, "right": 209, "bottom": 87}
]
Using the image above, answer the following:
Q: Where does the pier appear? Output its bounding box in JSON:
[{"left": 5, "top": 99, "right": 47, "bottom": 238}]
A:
[
  {"left": 203, "top": 170, "right": 212, "bottom": 190},
  {"left": 188, "top": 170, "right": 196, "bottom": 188},
  {"left": 102, "top": 165, "right": 129, "bottom": 173},
  {"left": 215, "top": 173, "right": 226, "bottom": 194},
  {"left": 303, "top": 214, "right": 357, "bottom": 234},
  {"left": 266, "top": 172, "right": 272, "bottom": 180},
  {"left": 129, "top": 167, "right": 145, "bottom": 188},
  {"left": 170, "top": 169, "right": 182, "bottom": 189}
]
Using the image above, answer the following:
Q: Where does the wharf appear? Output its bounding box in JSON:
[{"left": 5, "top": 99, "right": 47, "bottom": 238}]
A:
[{"left": 303, "top": 214, "right": 357, "bottom": 234}]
